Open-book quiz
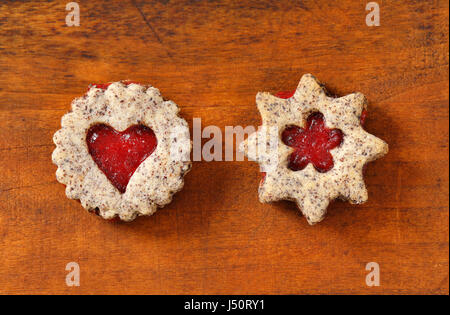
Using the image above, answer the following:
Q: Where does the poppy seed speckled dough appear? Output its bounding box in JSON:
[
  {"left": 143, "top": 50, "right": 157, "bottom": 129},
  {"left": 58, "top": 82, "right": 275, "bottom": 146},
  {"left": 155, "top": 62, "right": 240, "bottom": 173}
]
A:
[
  {"left": 52, "top": 82, "right": 192, "bottom": 221},
  {"left": 239, "top": 74, "right": 388, "bottom": 225}
]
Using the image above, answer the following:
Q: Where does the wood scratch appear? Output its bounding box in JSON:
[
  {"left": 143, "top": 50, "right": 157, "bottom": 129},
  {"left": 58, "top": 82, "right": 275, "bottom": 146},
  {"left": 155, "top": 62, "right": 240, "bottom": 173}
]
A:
[
  {"left": 130, "top": 0, "right": 174, "bottom": 60},
  {"left": 395, "top": 167, "right": 402, "bottom": 243},
  {"left": 0, "top": 181, "right": 57, "bottom": 193},
  {"left": 0, "top": 144, "right": 53, "bottom": 152}
]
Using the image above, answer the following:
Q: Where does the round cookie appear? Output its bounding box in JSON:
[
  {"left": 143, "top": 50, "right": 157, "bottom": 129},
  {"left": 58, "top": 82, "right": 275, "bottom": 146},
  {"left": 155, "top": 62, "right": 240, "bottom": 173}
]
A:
[{"left": 52, "top": 81, "right": 192, "bottom": 221}]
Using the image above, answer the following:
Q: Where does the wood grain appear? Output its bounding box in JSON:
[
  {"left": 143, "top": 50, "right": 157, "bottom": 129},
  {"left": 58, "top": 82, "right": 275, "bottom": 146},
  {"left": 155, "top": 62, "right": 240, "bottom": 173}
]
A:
[{"left": 0, "top": 0, "right": 448, "bottom": 294}]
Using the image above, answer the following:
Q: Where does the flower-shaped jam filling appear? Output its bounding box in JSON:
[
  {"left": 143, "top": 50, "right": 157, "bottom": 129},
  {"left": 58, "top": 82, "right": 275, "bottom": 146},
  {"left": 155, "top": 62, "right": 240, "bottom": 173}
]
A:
[
  {"left": 282, "top": 112, "right": 343, "bottom": 173},
  {"left": 86, "top": 124, "right": 157, "bottom": 193}
]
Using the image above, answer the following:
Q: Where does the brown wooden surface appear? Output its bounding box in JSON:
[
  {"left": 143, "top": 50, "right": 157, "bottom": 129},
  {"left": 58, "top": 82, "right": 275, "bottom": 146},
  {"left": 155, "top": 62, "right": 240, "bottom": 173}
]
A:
[{"left": 0, "top": 0, "right": 448, "bottom": 295}]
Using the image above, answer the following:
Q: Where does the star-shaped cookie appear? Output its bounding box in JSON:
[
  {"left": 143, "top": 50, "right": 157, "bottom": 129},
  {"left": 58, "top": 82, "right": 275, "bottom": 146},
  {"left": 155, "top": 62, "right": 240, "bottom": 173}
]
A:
[{"left": 239, "top": 74, "right": 388, "bottom": 225}]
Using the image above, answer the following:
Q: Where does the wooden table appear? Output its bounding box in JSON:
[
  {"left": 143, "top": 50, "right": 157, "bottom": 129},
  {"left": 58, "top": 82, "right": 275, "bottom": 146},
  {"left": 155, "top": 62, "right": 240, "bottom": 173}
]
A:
[{"left": 0, "top": 0, "right": 448, "bottom": 295}]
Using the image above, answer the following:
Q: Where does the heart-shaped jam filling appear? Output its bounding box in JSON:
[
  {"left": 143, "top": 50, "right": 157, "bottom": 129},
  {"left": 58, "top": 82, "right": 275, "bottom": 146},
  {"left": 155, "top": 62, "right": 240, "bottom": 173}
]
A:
[{"left": 86, "top": 124, "right": 157, "bottom": 193}]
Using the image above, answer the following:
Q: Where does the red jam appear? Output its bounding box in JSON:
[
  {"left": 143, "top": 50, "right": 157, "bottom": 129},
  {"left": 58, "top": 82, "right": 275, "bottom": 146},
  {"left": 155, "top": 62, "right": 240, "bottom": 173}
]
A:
[
  {"left": 282, "top": 113, "right": 343, "bottom": 172},
  {"left": 360, "top": 109, "right": 368, "bottom": 126},
  {"left": 274, "top": 90, "right": 296, "bottom": 99},
  {"left": 274, "top": 90, "right": 341, "bottom": 172},
  {"left": 90, "top": 81, "right": 140, "bottom": 90},
  {"left": 86, "top": 124, "right": 157, "bottom": 193}
]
